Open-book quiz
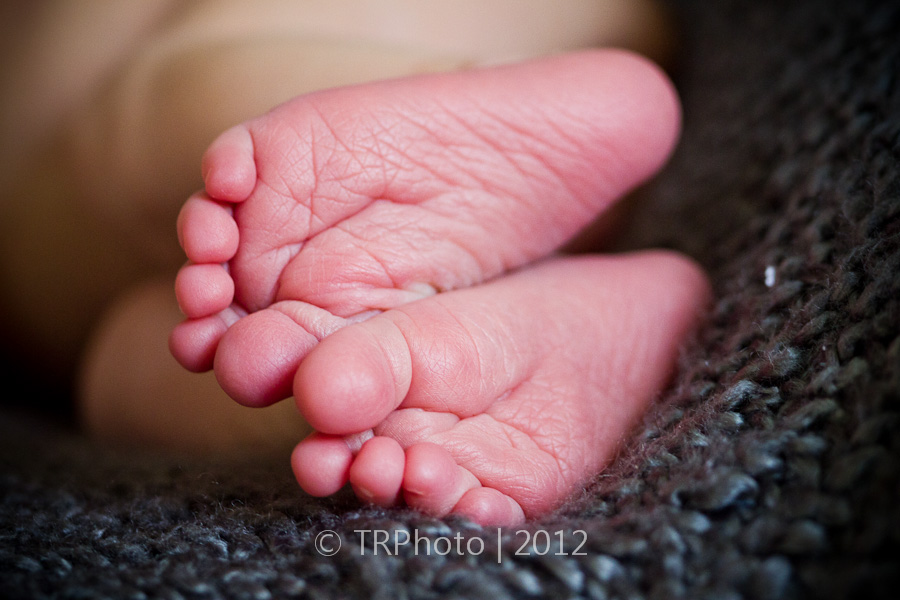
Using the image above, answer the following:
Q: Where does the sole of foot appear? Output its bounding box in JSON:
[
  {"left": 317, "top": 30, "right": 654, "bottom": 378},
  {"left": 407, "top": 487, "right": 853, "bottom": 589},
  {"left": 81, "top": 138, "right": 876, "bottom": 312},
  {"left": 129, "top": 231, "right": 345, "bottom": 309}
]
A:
[
  {"left": 290, "top": 252, "right": 710, "bottom": 525},
  {"left": 171, "top": 50, "right": 682, "bottom": 409}
]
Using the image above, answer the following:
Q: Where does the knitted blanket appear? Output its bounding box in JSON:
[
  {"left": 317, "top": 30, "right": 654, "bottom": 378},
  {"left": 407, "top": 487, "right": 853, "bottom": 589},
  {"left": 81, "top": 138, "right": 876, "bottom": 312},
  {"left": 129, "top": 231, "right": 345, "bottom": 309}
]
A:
[{"left": 2, "top": 0, "right": 898, "bottom": 597}]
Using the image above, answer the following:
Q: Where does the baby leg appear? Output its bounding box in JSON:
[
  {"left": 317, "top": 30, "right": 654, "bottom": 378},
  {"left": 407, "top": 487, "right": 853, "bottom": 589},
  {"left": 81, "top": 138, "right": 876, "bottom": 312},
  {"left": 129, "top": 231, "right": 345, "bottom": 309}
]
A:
[
  {"left": 79, "top": 280, "right": 309, "bottom": 455},
  {"left": 0, "top": 0, "right": 676, "bottom": 451}
]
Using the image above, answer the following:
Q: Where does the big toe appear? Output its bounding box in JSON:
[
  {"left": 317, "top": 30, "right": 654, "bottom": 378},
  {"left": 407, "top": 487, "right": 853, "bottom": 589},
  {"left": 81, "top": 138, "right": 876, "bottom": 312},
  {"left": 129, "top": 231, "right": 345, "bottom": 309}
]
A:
[
  {"left": 294, "top": 313, "right": 413, "bottom": 435},
  {"left": 215, "top": 301, "right": 345, "bottom": 406},
  {"left": 291, "top": 251, "right": 710, "bottom": 520}
]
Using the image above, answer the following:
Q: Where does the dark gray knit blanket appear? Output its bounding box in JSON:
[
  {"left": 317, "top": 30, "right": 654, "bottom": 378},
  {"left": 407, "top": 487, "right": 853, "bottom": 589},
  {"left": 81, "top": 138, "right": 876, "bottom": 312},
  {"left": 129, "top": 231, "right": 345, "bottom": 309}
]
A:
[{"left": 2, "top": 0, "right": 898, "bottom": 598}]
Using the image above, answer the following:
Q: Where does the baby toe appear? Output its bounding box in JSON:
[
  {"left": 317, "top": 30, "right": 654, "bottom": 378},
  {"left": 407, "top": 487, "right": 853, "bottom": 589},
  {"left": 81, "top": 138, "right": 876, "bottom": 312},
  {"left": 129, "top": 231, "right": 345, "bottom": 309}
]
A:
[
  {"left": 213, "top": 300, "right": 347, "bottom": 407},
  {"left": 292, "top": 433, "right": 353, "bottom": 497},
  {"left": 453, "top": 487, "right": 525, "bottom": 527},
  {"left": 349, "top": 436, "right": 405, "bottom": 507},
  {"left": 202, "top": 124, "right": 257, "bottom": 201},
  {"left": 169, "top": 308, "right": 242, "bottom": 372},
  {"left": 175, "top": 263, "right": 234, "bottom": 318},
  {"left": 294, "top": 314, "right": 412, "bottom": 435},
  {"left": 214, "top": 308, "right": 319, "bottom": 407},
  {"left": 403, "top": 443, "right": 481, "bottom": 517},
  {"left": 177, "top": 193, "right": 239, "bottom": 263}
]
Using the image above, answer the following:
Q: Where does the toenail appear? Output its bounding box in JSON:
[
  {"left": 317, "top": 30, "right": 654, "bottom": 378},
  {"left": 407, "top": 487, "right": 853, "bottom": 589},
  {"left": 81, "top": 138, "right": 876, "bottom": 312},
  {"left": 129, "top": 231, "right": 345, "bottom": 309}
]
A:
[
  {"left": 345, "top": 310, "right": 383, "bottom": 325},
  {"left": 355, "top": 486, "right": 375, "bottom": 500},
  {"left": 345, "top": 430, "right": 375, "bottom": 453},
  {"left": 218, "top": 305, "right": 248, "bottom": 327},
  {"left": 403, "top": 281, "right": 439, "bottom": 298}
]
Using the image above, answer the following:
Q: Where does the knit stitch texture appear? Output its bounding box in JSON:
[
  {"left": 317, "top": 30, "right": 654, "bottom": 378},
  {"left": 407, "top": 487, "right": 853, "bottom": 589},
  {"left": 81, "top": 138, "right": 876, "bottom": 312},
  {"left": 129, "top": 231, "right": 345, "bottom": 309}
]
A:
[{"left": 2, "top": 0, "right": 899, "bottom": 598}]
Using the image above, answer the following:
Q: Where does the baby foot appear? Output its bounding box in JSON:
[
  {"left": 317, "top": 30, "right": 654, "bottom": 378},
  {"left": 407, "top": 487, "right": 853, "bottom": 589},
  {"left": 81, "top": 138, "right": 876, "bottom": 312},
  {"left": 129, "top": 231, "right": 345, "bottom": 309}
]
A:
[
  {"left": 170, "top": 50, "right": 681, "bottom": 406},
  {"left": 290, "top": 252, "right": 710, "bottom": 525}
]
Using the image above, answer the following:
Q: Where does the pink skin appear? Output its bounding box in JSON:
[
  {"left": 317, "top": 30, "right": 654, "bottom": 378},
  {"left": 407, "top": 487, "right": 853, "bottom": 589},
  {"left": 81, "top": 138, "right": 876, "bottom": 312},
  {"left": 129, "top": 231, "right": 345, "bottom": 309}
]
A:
[
  {"left": 169, "top": 50, "right": 681, "bottom": 407},
  {"left": 290, "top": 254, "right": 711, "bottom": 526},
  {"left": 169, "top": 50, "right": 704, "bottom": 524}
]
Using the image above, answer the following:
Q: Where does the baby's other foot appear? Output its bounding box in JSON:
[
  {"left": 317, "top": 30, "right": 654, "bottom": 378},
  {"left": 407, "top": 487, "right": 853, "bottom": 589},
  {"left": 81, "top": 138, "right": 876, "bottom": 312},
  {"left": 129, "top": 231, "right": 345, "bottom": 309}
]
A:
[
  {"left": 170, "top": 50, "right": 681, "bottom": 407},
  {"left": 291, "top": 252, "right": 710, "bottom": 525}
]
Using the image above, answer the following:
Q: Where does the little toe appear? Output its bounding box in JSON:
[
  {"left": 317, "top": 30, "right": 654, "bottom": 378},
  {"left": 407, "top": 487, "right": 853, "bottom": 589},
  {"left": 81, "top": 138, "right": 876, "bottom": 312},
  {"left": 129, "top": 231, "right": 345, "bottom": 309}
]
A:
[
  {"left": 201, "top": 125, "right": 257, "bottom": 201},
  {"left": 175, "top": 263, "right": 234, "bottom": 319},
  {"left": 453, "top": 488, "right": 525, "bottom": 527},
  {"left": 403, "top": 443, "right": 481, "bottom": 517},
  {"left": 176, "top": 193, "right": 239, "bottom": 263},
  {"left": 292, "top": 433, "right": 353, "bottom": 497},
  {"left": 349, "top": 436, "right": 405, "bottom": 507},
  {"left": 293, "top": 252, "right": 709, "bottom": 520}
]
